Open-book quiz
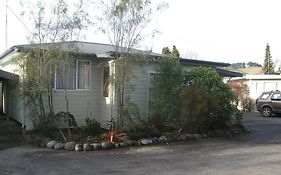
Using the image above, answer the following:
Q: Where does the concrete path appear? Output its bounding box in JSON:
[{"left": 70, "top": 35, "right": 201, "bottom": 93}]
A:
[{"left": 1, "top": 112, "right": 281, "bottom": 175}]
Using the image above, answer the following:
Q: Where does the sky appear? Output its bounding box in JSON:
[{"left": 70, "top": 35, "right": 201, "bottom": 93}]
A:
[{"left": 1, "top": 0, "right": 281, "bottom": 64}]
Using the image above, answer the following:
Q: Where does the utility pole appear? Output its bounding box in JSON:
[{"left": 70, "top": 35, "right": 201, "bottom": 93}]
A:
[{"left": 5, "top": 0, "right": 8, "bottom": 49}]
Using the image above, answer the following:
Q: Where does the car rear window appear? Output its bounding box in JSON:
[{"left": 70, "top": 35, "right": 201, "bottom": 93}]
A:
[{"left": 260, "top": 93, "right": 270, "bottom": 100}]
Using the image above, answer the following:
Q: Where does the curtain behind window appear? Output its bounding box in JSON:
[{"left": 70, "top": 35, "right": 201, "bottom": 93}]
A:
[
  {"left": 78, "top": 61, "right": 90, "bottom": 89},
  {"left": 56, "top": 63, "right": 76, "bottom": 89}
]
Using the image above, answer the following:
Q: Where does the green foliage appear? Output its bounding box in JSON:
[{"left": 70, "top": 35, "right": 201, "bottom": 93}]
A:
[
  {"left": 162, "top": 45, "right": 180, "bottom": 58},
  {"left": 263, "top": 43, "right": 274, "bottom": 74},
  {"left": 151, "top": 57, "right": 184, "bottom": 131},
  {"left": 186, "top": 67, "right": 236, "bottom": 130},
  {"left": 81, "top": 118, "right": 102, "bottom": 137},
  {"left": 129, "top": 120, "right": 160, "bottom": 140},
  {"left": 55, "top": 111, "right": 78, "bottom": 128},
  {"left": 181, "top": 85, "right": 219, "bottom": 132},
  {"left": 171, "top": 45, "right": 180, "bottom": 58},
  {"left": 162, "top": 47, "right": 171, "bottom": 56}
]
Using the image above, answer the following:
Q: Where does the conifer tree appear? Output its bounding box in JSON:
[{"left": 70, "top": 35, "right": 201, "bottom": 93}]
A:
[{"left": 263, "top": 43, "right": 274, "bottom": 74}]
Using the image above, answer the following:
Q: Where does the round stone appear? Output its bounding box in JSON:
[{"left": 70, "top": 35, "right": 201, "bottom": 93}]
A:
[
  {"left": 101, "top": 142, "right": 113, "bottom": 149},
  {"left": 54, "top": 143, "right": 64, "bottom": 150},
  {"left": 92, "top": 143, "right": 102, "bottom": 150},
  {"left": 83, "top": 143, "right": 93, "bottom": 151},
  {"left": 75, "top": 144, "right": 83, "bottom": 151},
  {"left": 47, "top": 140, "right": 58, "bottom": 149},
  {"left": 64, "top": 141, "right": 76, "bottom": 151}
]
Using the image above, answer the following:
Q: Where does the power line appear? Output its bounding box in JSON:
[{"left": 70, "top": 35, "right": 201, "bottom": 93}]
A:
[{"left": 6, "top": 5, "right": 39, "bottom": 42}]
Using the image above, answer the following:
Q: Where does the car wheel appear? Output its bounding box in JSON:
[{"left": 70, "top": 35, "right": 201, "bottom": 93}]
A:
[{"left": 262, "top": 107, "right": 272, "bottom": 117}]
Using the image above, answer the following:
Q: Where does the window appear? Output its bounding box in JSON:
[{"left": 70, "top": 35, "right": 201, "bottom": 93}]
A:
[
  {"left": 77, "top": 60, "right": 91, "bottom": 89},
  {"left": 260, "top": 93, "right": 270, "bottom": 100},
  {"left": 55, "top": 60, "right": 91, "bottom": 90},
  {"left": 55, "top": 62, "right": 76, "bottom": 90},
  {"left": 271, "top": 93, "right": 281, "bottom": 100}
]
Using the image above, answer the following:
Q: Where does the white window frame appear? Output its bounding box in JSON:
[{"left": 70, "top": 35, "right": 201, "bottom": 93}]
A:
[{"left": 53, "top": 59, "right": 91, "bottom": 91}]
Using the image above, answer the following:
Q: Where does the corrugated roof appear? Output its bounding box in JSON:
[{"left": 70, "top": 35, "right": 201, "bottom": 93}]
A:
[{"left": 0, "top": 41, "right": 230, "bottom": 68}]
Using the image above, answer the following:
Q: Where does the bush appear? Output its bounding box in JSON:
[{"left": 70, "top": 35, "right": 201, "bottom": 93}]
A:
[
  {"left": 81, "top": 118, "right": 102, "bottom": 137},
  {"left": 181, "top": 85, "right": 219, "bottom": 132},
  {"left": 184, "top": 67, "right": 236, "bottom": 130},
  {"left": 241, "top": 96, "right": 252, "bottom": 112},
  {"left": 151, "top": 57, "right": 184, "bottom": 130},
  {"left": 129, "top": 120, "right": 160, "bottom": 140}
]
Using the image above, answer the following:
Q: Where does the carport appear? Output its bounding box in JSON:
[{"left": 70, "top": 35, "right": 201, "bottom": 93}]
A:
[{"left": 0, "top": 70, "right": 19, "bottom": 116}]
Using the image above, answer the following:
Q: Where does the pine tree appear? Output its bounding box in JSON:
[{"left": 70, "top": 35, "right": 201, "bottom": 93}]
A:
[{"left": 263, "top": 43, "right": 274, "bottom": 74}]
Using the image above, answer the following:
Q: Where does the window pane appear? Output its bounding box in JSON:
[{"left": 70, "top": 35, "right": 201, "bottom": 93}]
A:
[
  {"left": 56, "top": 63, "right": 76, "bottom": 90},
  {"left": 78, "top": 61, "right": 90, "bottom": 89}
]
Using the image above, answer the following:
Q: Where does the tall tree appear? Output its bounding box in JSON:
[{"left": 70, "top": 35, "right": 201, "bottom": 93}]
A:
[
  {"left": 263, "top": 43, "right": 274, "bottom": 74},
  {"left": 99, "top": 0, "right": 168, "bottom": 129},
  {"left": 15, "top": 0, "right": 90, "bottom": 134}
]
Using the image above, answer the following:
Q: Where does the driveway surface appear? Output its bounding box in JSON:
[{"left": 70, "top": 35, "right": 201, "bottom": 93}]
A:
[{"left": 1, "top": 112, "right": 281, "bottom": 175}]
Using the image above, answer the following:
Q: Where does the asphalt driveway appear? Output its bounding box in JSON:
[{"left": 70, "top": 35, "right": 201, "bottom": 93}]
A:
[{"left": 1, "top": 112, "right": 281, "bottom": 175}]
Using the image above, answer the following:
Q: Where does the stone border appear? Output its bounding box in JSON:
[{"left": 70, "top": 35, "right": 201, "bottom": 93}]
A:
[{"left": 24, "top": 125, "right": 250, "bottom": 151}]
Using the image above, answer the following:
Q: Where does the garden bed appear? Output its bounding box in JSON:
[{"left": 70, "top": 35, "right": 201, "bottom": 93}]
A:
[{"left": 24, "top": 124, "right": 249, "bottom": 152}]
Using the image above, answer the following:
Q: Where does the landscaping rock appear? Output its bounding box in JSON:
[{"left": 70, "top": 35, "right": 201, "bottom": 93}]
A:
[
  {"left": 54, "top": 143, "right": 64, "bottom": 150},
  {"left": 140, "top": 138, "right": 153, "bottom": 145},
  {"left": 114, "top": 143, "right": 121, "bottom": 148},
  {"left": 40, "top": 138, "right": 51, "bottom": 147},
  {"left": 158, "top": 136, "right": 168, "bottom": 143},
  {"left": 151, "top": 137, "right": 158, "bottom": 144},
  {"left": 101, "top": 142, "right": 113, "bottom": 149},
  {"left": 47, "top": 140, "right": 58, "bottom": 149},
  {"left": 92, "top": 143, "right": 102, "bottom": 150},
  {"left": 83, "top": 143, "right": 93, "bottom": 151},
  {"left": 75, "top": 144, "right": 83, "bottom": 151},
  {"left": 120, "top": 142, "right": 128, "bottom": 148},
  {"left": 137, "top": 140, "right": 142, "bottom": 146},
  {"left": 64, "top": 141, "right": 76, "bottom": 151}
]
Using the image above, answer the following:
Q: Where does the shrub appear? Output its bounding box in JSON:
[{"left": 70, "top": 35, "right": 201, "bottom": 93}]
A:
[
  {"left": 228, "top": 80, "right": 252, "bottom": 111},
  {"left": 181, "top": 85, "right": 219, "bottom": 132},
  {"left": 151, "top": 57, "right": 184, "bottom": 130},
  {"left": 129, "top": 120, "right": 160, "bottom": 140},
  {"left": 81, "top": 118, "right": 102, "bottom": 137},
  {"left": 184, "top": 67, "right": 236, "bottom": 130}
]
